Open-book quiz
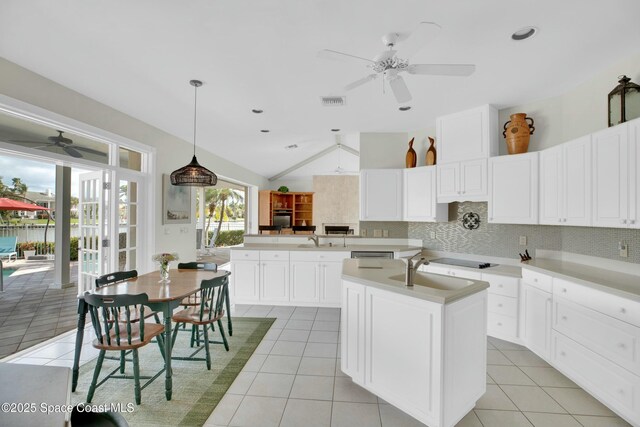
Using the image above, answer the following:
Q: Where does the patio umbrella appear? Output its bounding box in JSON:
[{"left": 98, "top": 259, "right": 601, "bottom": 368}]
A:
[{"left": 0, "top": 197, "right": 52, "bottom": 250}]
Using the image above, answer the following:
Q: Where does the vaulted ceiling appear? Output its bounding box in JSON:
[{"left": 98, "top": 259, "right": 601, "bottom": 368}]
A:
[{"left": 0, "top": 0, "right": 638, "bottom": 178}]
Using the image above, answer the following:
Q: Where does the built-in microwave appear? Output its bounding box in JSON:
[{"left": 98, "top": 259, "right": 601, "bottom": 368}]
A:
[{"left": 273, "top": 213, "right": 292, "bottom": 228}]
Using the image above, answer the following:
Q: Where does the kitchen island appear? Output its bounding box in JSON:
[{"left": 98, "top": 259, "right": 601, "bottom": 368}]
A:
[{"left": 341, "top": 258, "right": 489, "bottom": 427}]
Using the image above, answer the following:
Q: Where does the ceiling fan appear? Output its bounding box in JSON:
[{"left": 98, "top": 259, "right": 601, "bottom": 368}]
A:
[
  {"left": 10, "top": 130, "right": 105, "bottom": 158},
  {"left": 319, "top": 22, "right": 476, "bottom": 104}
]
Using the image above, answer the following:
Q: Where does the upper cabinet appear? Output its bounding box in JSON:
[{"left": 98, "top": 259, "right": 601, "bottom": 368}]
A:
[
  {"left": 488, "top": 152, "right": 539, "bottom": 224},
  {"left": 403, "top": 166, "right": 448, "bottom": 222},
  {"left": 436, "top": 104, "right": 499, "bottom": 164},
  {"left": 632, "top": 120, "right": 640, "bottom": 229},
  {"left": 437, "top": 159, "right": 488, "bottom": 203},
  {"left": 540, "top": 136, "right": 591, "bottom": 226},
  {"left": 360, "top": 169, "right": 403, "bottom": 221}
]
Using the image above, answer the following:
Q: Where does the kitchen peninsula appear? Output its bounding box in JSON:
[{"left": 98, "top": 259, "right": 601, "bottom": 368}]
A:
[{"left": 341, "top": 258, "right": 489, "bottom": 427}]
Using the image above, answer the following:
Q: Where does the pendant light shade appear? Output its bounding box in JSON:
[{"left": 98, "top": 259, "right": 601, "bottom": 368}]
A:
[{"left": 170, "top": 79, "right": 218, "bottom": 187}]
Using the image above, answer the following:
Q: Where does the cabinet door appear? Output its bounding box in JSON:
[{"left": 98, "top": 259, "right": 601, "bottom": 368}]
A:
[
  {"left": 260, "top": 260, "right": 289, "bottom": 302},
  {"left": 341, "top": 280, "right": 365, "bottom": 383},
  {"left": 629, "top": 119, "right": 640, "bottom": 228},
  {"left": 404, "top": 166, "right": 446, "bottom": 221},
  {"left": 460, "top": 159, "right": 488, "bottom": 200},
  {"left": 564, "top": 136, "right": 592, "bottom": 226},
  {"left": 319, "top": 262, "right": 342, "bottom": 306},
  {"left": 290, "top": 261, "right": 319, "bottom": 303},
  {"left": 360, "top": 169, "right": 403, "bottom": 221},
  {"left": 521, "top": 284, "right": 552, "bottom": 360},
  {"left": 488, "top": 153, "right": 538, "bottom": 224},
  {"left": 592, "top": 124, "right": 629, "bottom": 228},
  {"left": 539, "top": 145, "right": 563, "bottom": 225},
  {"left": 231, "top": 260, "right": 260, "bottom": 301},
  {"left": 436, "top": 163, "right": 459, "bottom": 202},
  {"left": 437, "top": 105, "right": 497, "bottom": 163}
]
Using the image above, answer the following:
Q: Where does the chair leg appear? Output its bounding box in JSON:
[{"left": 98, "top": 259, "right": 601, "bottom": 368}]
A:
[
  {"left": 202, "top": 324, "right": 211, "bottom": 370},
  {"left": 156, "top": 333, "right": 166, "bottom": 361},
  {"left": 119, "top": 350, "right": 126, "bottom": 373},
  {"left": 171, "top": 323, "right": 181, "bottom": 348},
  {"left": 189, "top": 325, "right": 195, "bottom": 347},
  {"left": 217, "top": 318, "right": 229, "bottom": 351},
  {"left": 87, "top": 350, "right": 106, "bottom": 403},
  {"left": 132, "top": 349, "right": 141, "bottom": 405}
]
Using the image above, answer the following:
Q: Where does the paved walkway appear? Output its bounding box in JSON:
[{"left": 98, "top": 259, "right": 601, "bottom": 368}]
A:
[{"left": 0, "top": 260, "right": 78, "bottom": 358}]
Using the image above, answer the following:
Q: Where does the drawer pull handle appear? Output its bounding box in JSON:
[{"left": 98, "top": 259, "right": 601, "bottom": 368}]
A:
[
  {"left": 533, "top": 278, "right": 538, "bottom": 282},
  {"left": 497, "top": 322, "right": 502, "bottom": 326},
  {"left": 561, "top": 316, "right": 567, "bottom": 321},
  {"left": 562, "top": 288, "right": 567, "bottom": 293},
  {"left": 618, "top": 343, "right": 626, "bottom": 349},
  {"left": 497, "top": 304, "right": 503, "bottom": 307},
  {"left": 620, "top": 308, "right": 627, "bottom": 314},
  {"left": 619, "top": 389, "right": 625, "bottom": 395},
  {"left": 560, "top": 351, "right": 566, "bottom": 356},
  {"left": 498, "top": 284, "right": 503, "bottom": 288},
  {"left": 274, "top": 255, "right": 278, "bottom": 257}
]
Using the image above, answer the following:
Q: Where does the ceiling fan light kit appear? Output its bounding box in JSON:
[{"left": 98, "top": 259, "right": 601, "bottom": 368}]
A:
[
  {"left": 170, "top": 79, "right": 218, "bottom": 187},
  {"left": 321, "top": 21, "right": 476, "bottom": 104}
]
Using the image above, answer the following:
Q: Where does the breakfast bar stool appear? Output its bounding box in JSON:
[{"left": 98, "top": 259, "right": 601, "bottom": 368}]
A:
[{"left": 259, "top": 225, "right": 282, "bottom": 234}]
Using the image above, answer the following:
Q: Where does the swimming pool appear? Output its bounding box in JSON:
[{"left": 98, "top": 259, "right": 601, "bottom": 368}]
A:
[{"left": 1, "top": 267, "right": 16, "bottom": 279}]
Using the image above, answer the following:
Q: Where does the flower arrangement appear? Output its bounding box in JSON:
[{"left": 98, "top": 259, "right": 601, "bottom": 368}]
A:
[{"left": 153, "top": 253, "right": 179, "bottom": 282}]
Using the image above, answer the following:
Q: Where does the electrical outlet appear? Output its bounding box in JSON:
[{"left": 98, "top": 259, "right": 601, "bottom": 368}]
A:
[
  {"left": 360, "top": 229, "right": 367, "bottom": 237},
  {"left": 619, "top": 241, "right": 628, "bottom": 258},
  {"left": 382, "top": 230, "right": 389, "bottom": 237},
  {"left": 373, "top": 229, "right": 382, "bottom": 238},
  {"left": 519, "top": 236, "right": 527, "bottom": 246},
  {"left": 430, "top": 231, "right": 436, "bottom": 239}
]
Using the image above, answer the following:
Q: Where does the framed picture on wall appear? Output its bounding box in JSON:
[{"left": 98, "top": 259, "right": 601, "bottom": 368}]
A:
[{"left": 162, "top": 174, "right": 191, "bottom": 224}]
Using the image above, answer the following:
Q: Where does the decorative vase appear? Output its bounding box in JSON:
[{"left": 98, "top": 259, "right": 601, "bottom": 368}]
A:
[
  {"left": 406, "top": 137, "right": 417, "bottom": 168},
  {"left": 425, "top": 137, "right": 437, "bottom": 166},
  {"left": 503, "top": 113, "right": 535, "bottom": 154},
  {"left": 159, "top": 262, "right": 170, "bottom": 283}
]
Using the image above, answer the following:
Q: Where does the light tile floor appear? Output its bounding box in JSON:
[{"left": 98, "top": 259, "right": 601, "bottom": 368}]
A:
[{"left": 3, "top": 304, "right": 632, "bottom": 427}]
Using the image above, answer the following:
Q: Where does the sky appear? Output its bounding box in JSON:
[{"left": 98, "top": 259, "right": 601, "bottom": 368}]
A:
[{"left": 0, "top": 155, "right": 89, "bottom": 197}]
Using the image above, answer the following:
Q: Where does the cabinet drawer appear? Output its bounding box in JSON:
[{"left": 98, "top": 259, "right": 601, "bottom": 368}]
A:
[
  {"left": 482, "top": 273, "right": 519, "bottom": 297},
  {"left": 424, "top": 265, "right": 482, "bottom": 280},
  {"left": 487, "top": 312, "right": 518, "bottom": 337},
  {"left": 488, "top": 294, "right": 518, "bottom": 317},
  {"left": 290, "top": 251, "right": 349, "bottom": 262},
  {"left": 259, "top": 250, "right": 290, "bottom": 261},
  {"left": 553, "top": 278, "right": 640, "bottom": 328},
  {"left": 553, "top": 299, "right": 640, "bottom": 375},
  {"left": 231, "top": 250, "right": 260, "bottom": 261},
  {"left": 551, "top": 331, "right": 640, "bottom": 419},
  {"left": 522, "top": 269, "right": 552, "bottom": 292}
]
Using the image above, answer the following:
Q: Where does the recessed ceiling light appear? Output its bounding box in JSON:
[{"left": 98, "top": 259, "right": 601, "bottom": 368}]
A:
[
  {"left": 399, "top": 106, "right": 411, "bottom": 111},
  {"left": 511, "top": 27, "right": 537, "bottom": 41},
  {"left": 285, "top": 144, "right": 298, "bottom": 150},
  {"left": 331, "top": 128, "right": 340, "bottom": 132},
  {"left": 252, "top": 109, "right": 264, "bottom": 114},
  {"left": 260, "top": 129, "right": 270, "bottom": 133}
]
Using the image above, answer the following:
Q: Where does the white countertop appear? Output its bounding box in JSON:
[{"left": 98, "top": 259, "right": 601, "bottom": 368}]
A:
[
  {"left": 523, "top": 258, "right": 640, "bottom": 301},
  {"left": 232, "top": 243, "right": 422, "bottom": 253},
  {"left": 425, "top": 256, "right": 523, "bottom": 278},
  {"left": 341, "top": 259, "right": 489, "bottom": 304}
]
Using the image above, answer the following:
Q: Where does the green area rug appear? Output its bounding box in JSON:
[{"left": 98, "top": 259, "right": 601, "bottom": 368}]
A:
[{"left": 72, "top": 317, "right": 274, "bottom": 427}]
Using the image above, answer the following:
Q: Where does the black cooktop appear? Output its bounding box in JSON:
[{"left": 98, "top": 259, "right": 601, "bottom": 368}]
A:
[{"left": 429, "top": 258, "right": 498, "bottom": 269}]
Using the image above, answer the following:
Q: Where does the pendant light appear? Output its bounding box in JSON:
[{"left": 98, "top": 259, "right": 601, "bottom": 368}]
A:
[{"left": 170, "top": 79, "right": 218, "bottom": 186}]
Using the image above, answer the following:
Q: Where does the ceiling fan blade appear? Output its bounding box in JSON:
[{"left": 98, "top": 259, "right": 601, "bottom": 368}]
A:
[
  {"left": 62, "top": 145, "right": 83, "bottom": 158},
  {"left": 407, "top": 64, "right": 476, "bottom": 76},
  {"left": 318, "top": 49, "right": 374, "bottom": 64},
  {"left": 343, "top": 74, "right": 378, "bottom": 92},
  {"left": 9, "top": 139, "right": 49, "bottom": 145},
  {"left": 388, "top": 75, "right": 412, "bottom": 103},
  {"left": 398, "top": 22, "right": 442, "bottom": 59},
  {"left": 73, "top": 146, "right": 108, "bottom": 156}
]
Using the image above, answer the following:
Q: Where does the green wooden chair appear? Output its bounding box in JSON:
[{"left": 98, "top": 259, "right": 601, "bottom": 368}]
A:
[
  {"left": 170, "top": 274, "right": 230, "bottom": 370},
  {"left": 84, "top": 292, "right": 166, "bottom": 405}
]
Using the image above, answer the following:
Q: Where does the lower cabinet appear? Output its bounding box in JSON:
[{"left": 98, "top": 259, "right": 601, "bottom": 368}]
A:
[
  {"left": 341, "top": 279, "right": 487, "bottom": 427},
  {"left": 521, "top": 283, "right": 552, "bottom": 360},
  {"left": 319, "top": 261, "right": 342, "bottom": 305},
  {"left": 231, "top": 259, "right": 260, "bottom": 300},
  {"left": 260, "top": 260, "right": 289, "bottom": 302},
  {"left": 290, "top": 261, "right": 319, "bottom": 303}
]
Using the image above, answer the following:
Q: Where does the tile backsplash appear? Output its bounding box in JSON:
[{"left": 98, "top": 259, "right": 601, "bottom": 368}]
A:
[{"left": 362, "top": 202, "right": 640, "bottom": 264}]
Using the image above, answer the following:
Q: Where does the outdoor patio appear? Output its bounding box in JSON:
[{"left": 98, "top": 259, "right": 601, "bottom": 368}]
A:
[{"left": 0, "top": 260, "right": 78, "bottom": 358}]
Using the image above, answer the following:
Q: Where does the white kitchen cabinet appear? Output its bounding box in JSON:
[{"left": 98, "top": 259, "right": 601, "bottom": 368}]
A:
[
  {"left": 231, "top": 259, "right": 259, "bottom": 301},
  {"left": 540, "top": 136, "right": 592, "bottom": 226},
  {"left": 360, "top": 169, "right": 403, "bottom": 221},
  {"left": 319, "top": 261, "right": 342, "bottom": 305},
  {"left": 260, "top": 259, "right": 289, "bottom": 302},
  {"left": 290, "top": 261, "right": 319, "bottom": 303},
  {"left": 488, "top": 152, "right": 539, "bottom": 224},
  {"left": 341, "top": 280, "right": 365, "bottom": 383},
  {"left": 436, "top": 104, "right": 499, "bottom": 164},
  {"left": 436, "top": 159, "right": 488, "bottom": 203},
  {"left": 630, "top": 119, "right": 640, "bottom": 229},
  {"left": 403, "top": 166, "right": 448, "bottom": 222},
  {"left": 521, "top": 283, "right": 552, "bottom": 360}
]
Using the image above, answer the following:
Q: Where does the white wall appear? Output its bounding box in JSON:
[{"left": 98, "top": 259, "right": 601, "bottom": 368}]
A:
[
  {"left": 359, "top": 132, "right": 409, "bottom": 169},
  {"left": 269, "top": 177, "right": 314, "bottom": 192},
  {"left": 0, "top": 57, "right": 269, "bottom": 266}
]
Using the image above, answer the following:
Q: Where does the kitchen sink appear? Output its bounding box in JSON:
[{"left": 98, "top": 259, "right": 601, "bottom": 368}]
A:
[
  {"left": 297, "top": 243, "right": 331, "bottom": 248},
  {"left": 388, "top": 272, "right": 475, "bottom": 290}
]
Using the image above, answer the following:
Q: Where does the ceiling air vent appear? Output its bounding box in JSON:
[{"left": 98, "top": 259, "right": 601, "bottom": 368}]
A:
[{"left": 320, "top": 96, "right": 346, "bottom": 107}]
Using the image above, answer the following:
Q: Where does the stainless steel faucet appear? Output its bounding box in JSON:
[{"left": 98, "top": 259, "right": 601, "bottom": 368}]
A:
[
  {"left": 308, "top": 235, "right": 320, "bottom": 247},
  {"left": 404, "top": 253, "right": 429, "bottom": 287}
]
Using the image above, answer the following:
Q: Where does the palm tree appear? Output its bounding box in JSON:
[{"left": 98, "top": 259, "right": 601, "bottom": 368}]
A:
[{"left": 204, "top": 188, "right": 243, "bottom": 246}]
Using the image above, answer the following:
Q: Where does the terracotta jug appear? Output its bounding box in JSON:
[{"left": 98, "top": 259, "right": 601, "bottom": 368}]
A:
[
  {"left": 406, "top": 137, "right": 417, "bottom": 168},
  {"left": 503, "top": 113, "right": 535, "bottom": 154},
  {"left": 425, "top": 137, "right": 436, "bottom": 166}
]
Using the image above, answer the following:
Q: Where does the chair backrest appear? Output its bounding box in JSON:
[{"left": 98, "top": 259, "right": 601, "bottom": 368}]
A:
[
  {"left": 325, "top": 225, "right": 350, "bottom": 235},
  {"left": 196, "top": 274, "right": 230, "bottom": 322},
  {"left": 177, "top": 262, "right": 217, "bottom": 271},
  {"left": 95, "top": 270, "right": 138, "bottom": 289},
  {"left": 0, "top": 236, "right": 17, "bottom": 252},
  {"left": 84, "top": 292, "right": 150, "bottom": 346},
  {"left": 259, "top": 225, "right": 282, "bottom": 234},
  {"left": 292, "top": 225, "right": 316, "bottom": 234}
]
